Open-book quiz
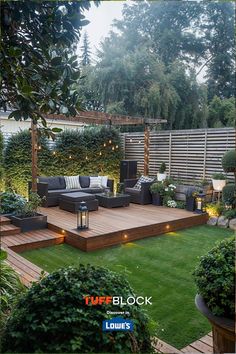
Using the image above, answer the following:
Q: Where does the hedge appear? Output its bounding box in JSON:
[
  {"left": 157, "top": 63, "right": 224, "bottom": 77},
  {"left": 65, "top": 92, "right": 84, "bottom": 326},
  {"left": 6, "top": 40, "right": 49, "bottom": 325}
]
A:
[{"left": 3, "top": 127, "right": 122, "bottom": 197}]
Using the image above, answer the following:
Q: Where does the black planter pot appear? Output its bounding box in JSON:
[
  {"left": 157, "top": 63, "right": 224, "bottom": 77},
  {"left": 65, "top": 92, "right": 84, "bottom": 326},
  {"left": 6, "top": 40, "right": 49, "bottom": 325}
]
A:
[
  {"left": 11, "top": 213, "right": 47, "bottom": 232},
  {"left": 152, "top": 193, "right": 162, "bottom": 206},
  {"left": 195, "top": 294, "right": 235, "bottom": 353},
  {"left": 186, "top": 196, "right": 195, "bottom": 211}
]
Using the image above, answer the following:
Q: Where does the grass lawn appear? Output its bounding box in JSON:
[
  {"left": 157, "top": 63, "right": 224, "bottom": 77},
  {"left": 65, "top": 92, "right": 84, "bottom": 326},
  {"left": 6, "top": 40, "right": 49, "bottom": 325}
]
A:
[{"left": 22, "top": 225, "right": 233, "bottom": 349}]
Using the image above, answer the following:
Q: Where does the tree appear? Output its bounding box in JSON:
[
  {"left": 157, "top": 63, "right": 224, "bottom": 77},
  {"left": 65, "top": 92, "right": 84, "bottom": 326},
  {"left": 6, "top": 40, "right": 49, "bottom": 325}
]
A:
[
  {"left": 80, "top": 31, "right": 92, "bottom": 66},
  {"left": 0, "top": 0, "right": 99, "bottom": 192}
]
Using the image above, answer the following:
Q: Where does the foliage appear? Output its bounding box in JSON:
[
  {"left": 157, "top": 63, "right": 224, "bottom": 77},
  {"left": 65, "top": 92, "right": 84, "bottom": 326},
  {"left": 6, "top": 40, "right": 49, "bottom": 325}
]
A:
[
  {"left": 0, "top": 250, "right": 25, "bottom": 335},
  {"left": 0, "top": 192, "right": 26, "bottom": 215},
  {"left": 167, "top": 199, "right": 177, "bottom": 208},
  {"left": 175, "top": 201, "right": 186, "bottom": 209},
  {"left": 159, "top": 162, "right": 166, "bottom": 174},
  {"left": 208, "top": 97, "right": 235, "bottom": 127},
  {"left": 223, "top": 209, "right": 236, "bottom": 220},
  {"left": 4, "top": 130, "right": 52, "bottom": 196},
  {"left": 14, "top": 193, "right": 42, "bottom": 218},
  {"left": 222, "top": 184, "right": 235, "bottom": 206},
  {"left": 222, "top": 150, "right": 236, "bottom": 173},
  {"left": 205, "top": 203, "right": 224, "bottom": 217},
  {"left": 2, "top": 265, "right": 154, "bottom": 353},
  {"left": 0, "top": 131, "right": 4, "bottom": 191},
  {"left": 193, "top": 237, "right": 235, "bottom": 318},
  {"left": 211, "top": 172, "right": 226, "bottom": 180},
  {"left": 0, "top": 1, "right": 99, "bottom": 128},
  {"left": 150, "top": 181, "right": 165, "bottom": 195}
]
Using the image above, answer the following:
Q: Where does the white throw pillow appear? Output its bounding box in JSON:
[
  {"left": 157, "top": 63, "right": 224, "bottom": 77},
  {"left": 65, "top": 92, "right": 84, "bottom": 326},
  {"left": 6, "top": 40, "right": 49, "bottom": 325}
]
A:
[
  {"left": 90, "top": 176, "right": 102, "bottom": 188},
  {"left": 64, "top": 176, "right": 81, "bottom": 189},
  {"left": 100, "top": 176, "right": 108, "bottom": 188},
  {"left": 133, "top": 175, "right": 154, "bottom": 190}
]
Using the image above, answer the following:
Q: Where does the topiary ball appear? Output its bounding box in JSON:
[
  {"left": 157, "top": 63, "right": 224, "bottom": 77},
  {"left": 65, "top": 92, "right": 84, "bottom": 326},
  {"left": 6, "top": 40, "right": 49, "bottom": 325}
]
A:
[
  {"left": 222, "top": 150, "right": 236, "bottom": 173},
  {"left": 222, "top": 184, "right": 235, "bottom": 206},
  {"left": 2, "top": 265, "right": 153, "bottom": 353},
  {"left": 193, "top": 237, "right": 235, "bottom": 318}
]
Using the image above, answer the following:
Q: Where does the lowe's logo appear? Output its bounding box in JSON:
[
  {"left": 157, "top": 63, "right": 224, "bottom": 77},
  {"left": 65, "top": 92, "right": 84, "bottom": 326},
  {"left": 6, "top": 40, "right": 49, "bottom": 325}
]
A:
[{"left": 102, "top": 317, "right": 133, "bottom": 332}]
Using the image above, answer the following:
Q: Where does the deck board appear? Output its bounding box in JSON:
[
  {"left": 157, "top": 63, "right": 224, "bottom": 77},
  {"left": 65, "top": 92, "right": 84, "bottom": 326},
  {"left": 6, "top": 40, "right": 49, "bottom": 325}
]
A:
[{"left": 41, "top": 205, "right": 208, "bottom": 251}]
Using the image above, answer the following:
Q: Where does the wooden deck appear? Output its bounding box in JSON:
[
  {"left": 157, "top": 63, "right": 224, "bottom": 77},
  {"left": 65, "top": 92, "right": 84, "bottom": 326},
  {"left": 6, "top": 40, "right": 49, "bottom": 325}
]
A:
[{"left": 41, "top": 204, "right": 208, "bottom": 251}]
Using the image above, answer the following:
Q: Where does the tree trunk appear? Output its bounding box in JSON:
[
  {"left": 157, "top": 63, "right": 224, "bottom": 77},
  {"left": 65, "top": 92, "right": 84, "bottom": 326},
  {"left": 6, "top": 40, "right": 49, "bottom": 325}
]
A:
[
  {"left": 144, "top": 125, "right": 150, "bottom": 176},
  {"left": 31, "top": 120, "right": 38, "bottom": 193}
]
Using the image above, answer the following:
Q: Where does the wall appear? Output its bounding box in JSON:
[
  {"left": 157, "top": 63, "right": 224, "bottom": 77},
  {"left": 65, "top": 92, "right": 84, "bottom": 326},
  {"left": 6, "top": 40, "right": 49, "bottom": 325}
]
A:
[{"left": 123, "top": 127, "right": 235, "bottom": 183}]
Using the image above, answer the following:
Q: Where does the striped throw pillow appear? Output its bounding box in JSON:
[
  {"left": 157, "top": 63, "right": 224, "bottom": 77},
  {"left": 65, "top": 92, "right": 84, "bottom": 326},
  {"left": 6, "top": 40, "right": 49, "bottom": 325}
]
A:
[
  {"left": 90, "top": 176, "right": 102, "bottom": 188},
  {"left": 64, "top": 176, "right": 81, "bottom": 189},
  {"left": 133, "top": 175, "right": 154, "bottom": 190}
]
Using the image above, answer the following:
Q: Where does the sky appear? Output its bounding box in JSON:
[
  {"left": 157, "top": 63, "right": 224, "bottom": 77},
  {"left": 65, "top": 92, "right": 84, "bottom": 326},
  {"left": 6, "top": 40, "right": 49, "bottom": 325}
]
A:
[{"left": 77, "top": 1, "right": 126, "bottom": 60}]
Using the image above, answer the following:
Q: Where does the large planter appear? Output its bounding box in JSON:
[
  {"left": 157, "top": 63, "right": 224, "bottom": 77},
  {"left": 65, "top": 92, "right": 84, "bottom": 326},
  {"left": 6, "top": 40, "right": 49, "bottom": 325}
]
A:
[
  {"left": 157, "top": 173, "right": 166, "bottom": 182},
  {"left": 186, "top": 196, "right": 195, "bottom": 211},
  {"left": 11, "top": 213, "right": 47, "bottom": 232},
  {"left": 195, "top": 294, "right": 235, "bottom": 353},
  {"left": 151, "top": 193, "right": 162, "bottom": 206},
  {"left": 212, "top": 179, "right": 226, "bottom": 192}
]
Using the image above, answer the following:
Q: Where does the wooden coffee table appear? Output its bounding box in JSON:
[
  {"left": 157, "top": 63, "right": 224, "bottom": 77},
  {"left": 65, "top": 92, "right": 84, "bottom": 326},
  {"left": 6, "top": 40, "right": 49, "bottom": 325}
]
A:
[{"left": 95, "top": 193, "right": 130, "bottom": 208}]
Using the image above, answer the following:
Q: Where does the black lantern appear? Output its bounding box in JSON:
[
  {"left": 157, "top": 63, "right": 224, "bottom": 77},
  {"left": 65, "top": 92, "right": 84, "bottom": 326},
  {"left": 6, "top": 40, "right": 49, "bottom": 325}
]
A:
[
  {"left": 77, "top": 201, "right": 89, "bottom": 230},
  {"left": 195, "top": 192, "right": 206, "bottom": 214}
]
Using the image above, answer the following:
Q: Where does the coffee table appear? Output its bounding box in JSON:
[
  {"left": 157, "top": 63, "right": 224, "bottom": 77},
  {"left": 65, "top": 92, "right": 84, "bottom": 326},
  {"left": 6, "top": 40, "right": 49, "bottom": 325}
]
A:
[
  {"left": 59, "top": 192, "right": 99, "bottom": 213},
  {"left": 95, "top": 193, "right": 130, "bottom": 208}
]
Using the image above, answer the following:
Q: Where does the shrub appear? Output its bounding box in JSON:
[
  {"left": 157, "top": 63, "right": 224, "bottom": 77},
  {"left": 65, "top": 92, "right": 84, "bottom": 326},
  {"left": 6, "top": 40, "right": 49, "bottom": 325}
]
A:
[
  {"left": 150, "top": 181, "right": 165, "bottom": 195},
  {"left": 211, "top": 172, "right": 226, "bottom": 180},
  {"left": 222, "top": 150, "right": 236, "bottom": 173},
  {"left": 0, "top": 131, "right": 4, "bottom": 191},
  {"left": 175, "top": 201, "right": 186, "bottom": 209},
  {"left": 193, "top": 237, "right": 235, "bottom": 318},
  {"left": 2, "top": 265, "right": 154, "bottom": 353},
  {"left": 222, "top": 184, "right": 235, "bottom": 206},
  {"left": 159, "top": 162, "right": 166, "bottom": 173},
  {"left": 223, "top": 209, "right": 236, "bottom": 220},
  {"left": 14, "top": 193, "right": 42, "bottom": 218},
  {"left": 0, "top": 192, "right": 26, "bottom": 215},
  {"left": 205, "top": 202, "right": 224, "bottom": 217},
  {"left": 0, "top": 250, "right": 25, "bottom": 334}
]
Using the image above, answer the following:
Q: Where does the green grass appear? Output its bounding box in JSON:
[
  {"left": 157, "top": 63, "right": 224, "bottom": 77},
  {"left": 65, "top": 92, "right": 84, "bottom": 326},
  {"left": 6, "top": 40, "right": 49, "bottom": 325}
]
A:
[{"left": 22, "top": 225, "right": 233, "bottom": 349}]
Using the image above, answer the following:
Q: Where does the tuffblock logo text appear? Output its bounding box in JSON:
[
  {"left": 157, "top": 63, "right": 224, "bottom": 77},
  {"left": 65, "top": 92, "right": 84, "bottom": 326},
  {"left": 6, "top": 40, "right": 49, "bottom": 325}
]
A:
[
  {"left": 84, "top": 296, "right": 152, "bottom": 305},
  {"left": 102, "top": 317, "right": 133, "bottom": 332}
]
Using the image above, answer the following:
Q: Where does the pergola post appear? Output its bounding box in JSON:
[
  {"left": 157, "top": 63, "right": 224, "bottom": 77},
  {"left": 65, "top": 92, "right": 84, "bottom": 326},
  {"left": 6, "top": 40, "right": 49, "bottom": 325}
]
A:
[
  {"left": 144, "top": 124, "right": 150, "bottom": 176},
  {"left": 31, "top": 120, "right": 38, "bottom": 193}
]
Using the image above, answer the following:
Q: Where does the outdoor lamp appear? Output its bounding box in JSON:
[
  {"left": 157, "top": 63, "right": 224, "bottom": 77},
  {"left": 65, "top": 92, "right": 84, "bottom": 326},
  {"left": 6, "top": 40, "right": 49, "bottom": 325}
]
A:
[
  {"left": 195, "top": 192, "right": 206, "bottom": 213},
  {"left": 77, "top": 201, "right": 89, "bottom": 230}
]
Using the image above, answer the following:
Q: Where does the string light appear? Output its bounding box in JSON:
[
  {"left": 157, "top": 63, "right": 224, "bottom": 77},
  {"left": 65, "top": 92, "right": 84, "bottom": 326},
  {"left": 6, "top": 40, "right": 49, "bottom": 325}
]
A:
[
  {"left": 85, "top": 156, "right": 88, "bottom": 160},
  {"left": 112, "top": 146, "right": 115, "bottom": 151},
  {"left": 116, "top": 145, "right": 119, "bottom": 149},
  {"left": 129, "top": 138, "right": 133, "bottom": 143},
  {"left": 38, "top": 145, "right": 42, "bottom": 150},
  {"left": 103, "top": 143, "right": 106, "bottom": 147},
  {"left": 99, "top": 151, "right": 102, "bottom": 156},
  {"left": 53, "top": 151, "right": 56, "bottom": 156},
  {"left": 138, "top": 140, "right": 141, "bottom": 144},
  {"left": 69, "top": 155, "right": 72, "bottom": 159},
  {"left": 109, "top": 139, "right": 112, "bottom": 144}
]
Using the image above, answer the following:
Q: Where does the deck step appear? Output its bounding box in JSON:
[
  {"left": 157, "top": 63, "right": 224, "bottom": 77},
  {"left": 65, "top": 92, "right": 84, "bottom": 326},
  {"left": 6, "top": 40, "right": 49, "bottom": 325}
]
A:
[
  {"left": 0, "top": 216, "right": 11, "bottom": 226},
  {"left": 0, "top": 224, "right": 21, "bottom": 236}
]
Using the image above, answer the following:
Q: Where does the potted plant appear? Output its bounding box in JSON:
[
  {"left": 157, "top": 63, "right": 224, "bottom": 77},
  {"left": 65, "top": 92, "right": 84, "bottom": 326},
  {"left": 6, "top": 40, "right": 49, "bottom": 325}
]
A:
[
  {"left": 193, "top": 237, "right": 235, "bottom": 353},
  {"left": 185, "top": 187, "right": 197, "bottom": 212},
  {"left": 157, "top": 162, "right": 167, "bottom": 181},
  {"left": 11, "top": 193, "right": 47, "bottom": 232},
  {"left": 150, "top": 182, "right": 164, "bottom": 205},
  {"left": 212, "top": 173, "right": 226, "bottom": 191}
]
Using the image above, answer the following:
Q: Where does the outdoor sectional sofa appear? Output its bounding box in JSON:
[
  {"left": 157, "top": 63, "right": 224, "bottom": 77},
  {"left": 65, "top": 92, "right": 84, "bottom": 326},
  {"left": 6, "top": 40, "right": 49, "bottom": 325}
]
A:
[{"left": 29, "top": 176, "right": 114, "bottom": 207}]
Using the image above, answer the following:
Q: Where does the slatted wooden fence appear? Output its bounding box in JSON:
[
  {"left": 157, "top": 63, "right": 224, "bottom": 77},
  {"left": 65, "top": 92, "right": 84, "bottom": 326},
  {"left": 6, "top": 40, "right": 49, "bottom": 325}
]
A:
[{"left": 122, "top": 128, "right": 235, "bottom": 183}]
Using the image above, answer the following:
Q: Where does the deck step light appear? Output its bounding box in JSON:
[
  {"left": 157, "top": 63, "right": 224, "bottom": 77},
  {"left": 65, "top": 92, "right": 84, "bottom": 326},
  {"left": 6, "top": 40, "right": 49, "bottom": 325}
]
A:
[{"left": 77, "top": 201, "right": 89, "bottom": 230}]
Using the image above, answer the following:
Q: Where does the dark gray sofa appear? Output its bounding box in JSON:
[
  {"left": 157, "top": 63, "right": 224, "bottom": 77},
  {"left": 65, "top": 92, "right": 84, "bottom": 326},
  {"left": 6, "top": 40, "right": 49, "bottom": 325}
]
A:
[{"left": 29, "top": 176, "right": 114, "bottom": 207}]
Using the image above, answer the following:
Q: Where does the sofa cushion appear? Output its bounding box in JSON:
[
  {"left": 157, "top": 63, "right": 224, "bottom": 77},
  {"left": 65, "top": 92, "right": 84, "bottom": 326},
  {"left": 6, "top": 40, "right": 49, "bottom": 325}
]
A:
[
  {"left": 64, "top": 176, "right": 81, "bottom": 189},
  {"left": 38, "top": 176, "right": 65, "bottom": 190},
  {"left": 133, "top": 175, "right": 154, "bottom": 190},
  {"left": 90, "top": 176, "right": 102, "bottom": 188},
  {"left": 100, "top": 176, "right": 108, "bottom": 188},
  {"left": 125, "top": 187, "right": 141, "bottom": 195},
  {"left": 82, "top": 187, "right": 104, "bottom": 194},
  {"left": 60, "top": 192, "right": 96, "bottom": 202},
  {"left": 79, "top": 176, "right": 90, "bottom": 188},
  {"left": 48, "top": 188, "right": 81, "bottom": 197}
]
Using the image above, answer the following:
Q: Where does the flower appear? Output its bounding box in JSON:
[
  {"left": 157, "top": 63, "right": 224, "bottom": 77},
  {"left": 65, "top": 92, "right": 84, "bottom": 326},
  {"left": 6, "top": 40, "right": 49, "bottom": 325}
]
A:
[
  {"left": 165, "top": 188, "right": 169, "bottom": 191},
  {"left": 167, "top": 199, "right": 177, "bottom": 208}
]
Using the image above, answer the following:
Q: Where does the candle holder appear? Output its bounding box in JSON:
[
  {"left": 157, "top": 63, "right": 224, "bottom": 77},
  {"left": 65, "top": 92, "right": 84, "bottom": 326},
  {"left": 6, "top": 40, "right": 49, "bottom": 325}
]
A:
[{"left": 77, "top": 201, "right": 89, "bottom": 230}]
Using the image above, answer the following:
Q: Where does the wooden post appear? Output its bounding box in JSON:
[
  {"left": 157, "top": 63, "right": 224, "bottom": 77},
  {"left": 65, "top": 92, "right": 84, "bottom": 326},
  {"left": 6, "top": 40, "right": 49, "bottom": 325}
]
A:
[
  {"left": 144, "top": 125, "right": 150, "bottom": 176},
  {"left": 168, "top": 132, "right": 172, "bottom": 177},
  {"left": 31, "top": 120, "right": 38, "bottom": 193}
]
